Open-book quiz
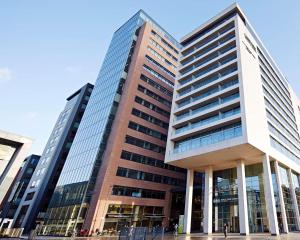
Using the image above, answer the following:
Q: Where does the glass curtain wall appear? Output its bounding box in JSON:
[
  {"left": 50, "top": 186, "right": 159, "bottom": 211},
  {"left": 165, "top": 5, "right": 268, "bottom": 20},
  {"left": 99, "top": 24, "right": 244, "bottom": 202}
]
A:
[
  {"left": 191, "top": 172, "right": 204, "bottom": 232},
  {"left": 212, "top": 168, "right": 239, "bottom": 233},
  {"left": 270, "top": 162, "right": 284, "bottom": 232},
  {"left": 279, "top": 165, "right": 297, "bottom": 231},
  {"left": 291, "top": 172, "right": 300, "bottom": 216},
  {"left": 245, "top": 163, "right": 269, "bottom": 233}
]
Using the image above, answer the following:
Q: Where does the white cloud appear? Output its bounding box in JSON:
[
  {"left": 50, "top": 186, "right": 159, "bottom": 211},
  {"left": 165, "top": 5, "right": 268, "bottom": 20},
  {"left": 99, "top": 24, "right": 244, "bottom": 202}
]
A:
[{"left": 0, "top": 67, "right": 12, "bottom": 83}]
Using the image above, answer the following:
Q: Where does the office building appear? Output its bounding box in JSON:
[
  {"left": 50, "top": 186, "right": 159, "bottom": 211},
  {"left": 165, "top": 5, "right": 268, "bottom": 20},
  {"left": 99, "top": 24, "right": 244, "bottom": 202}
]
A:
[
  {"left": 0, "top": 130, "right": 32, "bottom": 206},
  {"left": 0, "top": 154, "right": 40, "bottom": 229},
  {"left": 41, "top": 10, "right": 185, "bottom": 236},
  {"left": 165, "top": 3, "right": 300, "bottom": 236},
  {"left": 12, "top": 83, "right": 94, "bottom": 233}
]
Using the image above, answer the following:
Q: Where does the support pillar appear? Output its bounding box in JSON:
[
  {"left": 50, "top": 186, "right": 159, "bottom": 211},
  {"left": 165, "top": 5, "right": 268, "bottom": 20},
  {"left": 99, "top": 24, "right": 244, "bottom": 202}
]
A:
[
  {"left": 262, "top": 154, "right": 279, "bottom": 236},
  {"left": 184, "top": 170, "right": 194, "bottom": 234},
  {"left": 287, "top": 168, "right": 300, "bottom": 230},
  {"left": 203, "top": 166, "right": 213, "bottom": 234},
  {"left": 237, "top": 160, "right": 249, "bottom": 235},
  {"left": 274, "top": 161, "right": 289, "bottom": 233}
]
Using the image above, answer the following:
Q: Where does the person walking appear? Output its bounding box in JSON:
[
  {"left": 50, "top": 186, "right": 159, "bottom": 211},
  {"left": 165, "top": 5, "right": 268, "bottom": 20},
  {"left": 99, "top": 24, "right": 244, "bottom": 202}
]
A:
[
  {"left": 174, "top": 223, "right": 178, "bottom": 237},
  {"left": 223, "top": 223, "right": 228, "bottom": 238}
]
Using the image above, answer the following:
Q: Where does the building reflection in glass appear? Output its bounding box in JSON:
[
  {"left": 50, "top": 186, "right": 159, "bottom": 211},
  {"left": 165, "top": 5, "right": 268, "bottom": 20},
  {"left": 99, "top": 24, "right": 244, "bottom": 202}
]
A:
[
  {"left": 245, "top": 163, "right": 269, "bottom": 233},
  {"left": 42, "top": 181, "right": 88, "bottom": 236},
  {"left": 191, "top": 172, "right": 204, "bottom": 232},
  {"left": 291, "top": 172, "right": 300, "bottom": 216},
  {"left": 104, "top": 204, "right": 164, "bottom": 231},
  {"left": 270, "top": 161, "right": 283, "bottom": 232},
  {"left": 213, "top": 168, "right": 239, "bottom": 233},
  {"left": 279, "top": 165, "right": 297, "bottom": 231}
]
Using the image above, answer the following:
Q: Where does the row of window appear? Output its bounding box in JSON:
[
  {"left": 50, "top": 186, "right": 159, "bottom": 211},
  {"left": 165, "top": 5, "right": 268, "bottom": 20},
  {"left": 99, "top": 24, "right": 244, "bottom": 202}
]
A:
[
  {"left": 258, "top": 48, "right": 289, "bottom": 94},
  {"left": 143, "top": 65, "right": 174, "bottom": 87},
  {"left": 177, "top": 78, "right": 239, "bottom": 109},
  {"left": 177, "top": 64, "right": 237, "bottom": 97},
  {"left": 265, "top": 98, "right": 299, "bottom": 138},
  {"left": 174, "top": 122, "right": 242, "bottom": 154},
  {"left": 263, "top": 87, "right": 297, "bottom": 130},
  {"left": 182, "top": 12, "right": 236, "bottom": 48},
  {"left": 128, "top": 121, "right": 167, "bottom": 141},
  {"left": 140, "top": 74, "right": 173, "bottom": 97},
  {"left": 120, "top": 150, "right": 185, "bottom": 173},
  {"left": 261, "top": 70, "right": 293, "bottom": 114},
  {"left": 148, "top": 47, "right": 176, "bottom": 70},
  {"left": 181, "top": 28, "right": 235, "bottom": 66},
  {"left": 135, "top": 96, "right": 170, "bottom": 117},
  {"left": 149, "top": 38, "right": 177, "bottom": 61},
  {"left": 266, "top": 110, "right": 300, "bottom": 146},
  {"left": 137, "top": 85, "right": 171, "bottom": 107},
  {"left": 262, "top": 74, "right": 295, "bottom": 121},
  {"left": 125, "top": 135, "right": 165, "bottom": 154},
  {"left": 175, "top": 106, "right": 241, "bottom": 135},
  {"left": 176, "top": 92, "right": 240, "bottom": 121},
  {"left": 112, "top": 185, "right": 165, "bottom": 199},
  {"left": 116, "top": 167, "right": 185, "bottom": 186},
  {"left": 180, "top": 39, "right": 236, "bottom": 75},
  {"left": 179, "top": 53, "right": 237, "bottom": 86},
  {"left": 270, "top": 136, "right": 300, "bottom": 164},
  {"left": 268, "top": 123, "right": 300, "bottom": 159},
  {"left": 107, "top": 204, "right": 164, "bottom": 215},
  {"left": 145, "top": 55, "right": 175, "bottom": 78},
  {"left": 151, "top": 30, "right": 179, "bottom": 55},
  {"left": 131, "top": 108, "right": 169, "bottom": 129}
]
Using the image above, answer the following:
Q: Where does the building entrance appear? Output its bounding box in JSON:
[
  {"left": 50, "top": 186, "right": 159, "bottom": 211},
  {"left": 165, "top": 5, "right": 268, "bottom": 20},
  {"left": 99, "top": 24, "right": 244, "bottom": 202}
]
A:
[{"left": 213, "top": 168, "right": 239, "bottom": 233}]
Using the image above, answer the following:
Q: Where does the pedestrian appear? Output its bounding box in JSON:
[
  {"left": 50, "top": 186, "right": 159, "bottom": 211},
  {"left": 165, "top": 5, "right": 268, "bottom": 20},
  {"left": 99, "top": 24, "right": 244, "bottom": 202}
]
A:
[
  {"left": 223, "top": 223, "right": 228, "bottom": 238},
  {"left": 174, "top": 223, "right": 178, "bottom": 237}
]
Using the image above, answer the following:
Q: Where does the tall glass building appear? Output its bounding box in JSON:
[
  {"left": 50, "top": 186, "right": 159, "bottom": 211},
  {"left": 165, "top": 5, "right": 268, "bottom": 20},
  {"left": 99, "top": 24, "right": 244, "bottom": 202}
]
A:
[
  {"left": 165, "top": 3, "right": 300, "bottom": 236},
  {"left": 41, "top": 10, "right": 185, "bottom": 236},
  {"left": 12, "top": 83, "right": 94, "bottom": 233}
]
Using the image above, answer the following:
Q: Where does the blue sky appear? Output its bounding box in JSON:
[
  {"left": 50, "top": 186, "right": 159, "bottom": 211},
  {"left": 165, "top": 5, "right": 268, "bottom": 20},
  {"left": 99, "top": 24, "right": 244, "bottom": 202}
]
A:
[{"left": 1, "top": 0, "right": 300, "bottom": 155}]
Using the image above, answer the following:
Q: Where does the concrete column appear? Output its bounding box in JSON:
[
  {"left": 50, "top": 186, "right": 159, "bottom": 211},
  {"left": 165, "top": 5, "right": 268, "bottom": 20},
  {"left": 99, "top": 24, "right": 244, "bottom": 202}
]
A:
[
  {"left": 262, "top": 154, "right": 279, "bottom": 235},
  {"left": 237, "top": 160, "right": 249, "bottom": 235},
  {"left": 203, "top": 167, "right": 213, "bottom": 234},
  {"left": 287, "top": 168, "right": 300, "bottom": 230},
  {"left": 184, "top": 170, "right": 194, "bottom": 234},
  {"left": 274, "top": 161, "right": 289, "bottom": 233}
]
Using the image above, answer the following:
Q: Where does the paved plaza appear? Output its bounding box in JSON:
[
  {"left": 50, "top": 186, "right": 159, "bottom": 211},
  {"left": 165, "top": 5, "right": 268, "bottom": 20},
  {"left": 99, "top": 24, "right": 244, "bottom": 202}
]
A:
[{"left": 3, "top": 233, "right": 300, "bottom": 240}]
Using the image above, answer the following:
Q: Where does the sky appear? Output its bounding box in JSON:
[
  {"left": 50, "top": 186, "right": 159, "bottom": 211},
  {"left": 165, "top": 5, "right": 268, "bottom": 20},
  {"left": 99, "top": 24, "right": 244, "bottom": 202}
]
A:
[{"left": 1, "top": 0, "right": 300, "bottom": 155}]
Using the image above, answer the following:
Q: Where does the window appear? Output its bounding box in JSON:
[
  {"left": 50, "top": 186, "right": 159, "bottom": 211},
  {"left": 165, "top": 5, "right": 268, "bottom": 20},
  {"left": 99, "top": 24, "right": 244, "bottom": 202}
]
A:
[
  {"left": 128, "top": 121, "right": 167, "bottom": 141},
  {"left": 25, "top": 192, "right": 35, "bottom": 201},
  {"left": 131, "top": 108, "right": 169, "bottom": 129},
  {"left": 140, "top": 74, "right": 173, "bottom": 97},
  {"left": 145, "top": 55, "right": 175, "bottom": 78},
  {"left": 125, "top": 135, "right": 165, "bottom": 154},
  {"left": 116, "top": 167, "right": 185, "bottom": 186},
  {"left": 112, "top": 185, "right": 165, "bottom": 199},
  {"left": 135, "top": 96, "right": 169, "bottom": 117},
  {"left": 121, "top": 150, "right": 185, "bottom": 173},
  {"left": 143, "top": 65, "right": 174, "bottom": 87},
  {"left": 137, "top": 85, "right": 171, "bottom": 107}
]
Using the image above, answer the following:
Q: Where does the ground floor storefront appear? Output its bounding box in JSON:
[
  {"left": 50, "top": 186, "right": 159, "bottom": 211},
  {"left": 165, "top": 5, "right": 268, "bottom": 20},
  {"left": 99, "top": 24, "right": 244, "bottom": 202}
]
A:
[{"left": 182, "top": 155, "right": 300, "bottom": 236}]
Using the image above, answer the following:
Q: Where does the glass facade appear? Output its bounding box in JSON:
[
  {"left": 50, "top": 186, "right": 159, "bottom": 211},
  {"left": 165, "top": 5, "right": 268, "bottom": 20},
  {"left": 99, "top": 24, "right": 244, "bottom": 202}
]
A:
[
  {"left": 278, "top": 165, "right": 298, "bottom": 231},
  {"left": 213, "top": 168, "right": 239, "bottom": 233},
  {"left": 291, "top": 172, "right": 300, "bottom": 217},
  {"left": 245, "top": 164, "right": 269, "bottom": 233},
  {"left": 103, "top": 204, "right": 164, "bottom": 232},
  {"left": 270, "top": 162, "right": 284, "bottom": 232},
  {"left": 41, "top": 10, "right": 179, "bottom": 236}
]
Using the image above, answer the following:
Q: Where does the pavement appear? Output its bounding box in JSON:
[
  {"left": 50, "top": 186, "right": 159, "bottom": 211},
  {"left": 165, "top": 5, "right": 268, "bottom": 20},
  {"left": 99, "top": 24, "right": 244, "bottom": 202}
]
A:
[{"left": 3, "top": 233, "right": 300, "bottom": 240}]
